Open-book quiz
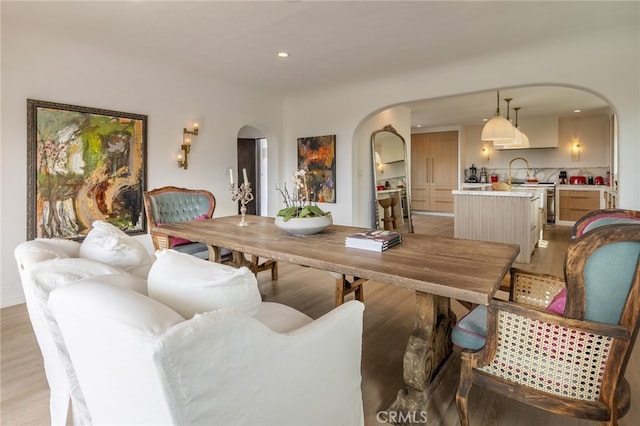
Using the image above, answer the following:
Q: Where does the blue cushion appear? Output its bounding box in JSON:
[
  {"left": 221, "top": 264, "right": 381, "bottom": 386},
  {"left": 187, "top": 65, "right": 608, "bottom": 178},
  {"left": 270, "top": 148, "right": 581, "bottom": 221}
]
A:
[
  {"left": 452, "top": 305, "right": 487, "bottom": 350},
  {"left": 172, "top": 242, "right": 209, "bottom": 260},
  {"left": 584, "top": 241, "right": 640, "bottom": 324}
]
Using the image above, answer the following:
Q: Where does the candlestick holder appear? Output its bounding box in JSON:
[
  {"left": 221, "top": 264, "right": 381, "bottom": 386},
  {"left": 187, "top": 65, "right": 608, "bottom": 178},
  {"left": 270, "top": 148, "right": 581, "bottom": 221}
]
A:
[{"left": 229, "top": 182, "right": 254, "bottom": 226}]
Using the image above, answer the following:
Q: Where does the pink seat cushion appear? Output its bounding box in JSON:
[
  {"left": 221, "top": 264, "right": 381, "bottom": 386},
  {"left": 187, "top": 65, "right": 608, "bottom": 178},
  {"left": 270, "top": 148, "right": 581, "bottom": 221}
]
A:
[
  {"left": 157, "top": 215, "right": 207, "bottom": 247},
  {"left": 546, "top": 287, "right": 566, "bottom": 315}
]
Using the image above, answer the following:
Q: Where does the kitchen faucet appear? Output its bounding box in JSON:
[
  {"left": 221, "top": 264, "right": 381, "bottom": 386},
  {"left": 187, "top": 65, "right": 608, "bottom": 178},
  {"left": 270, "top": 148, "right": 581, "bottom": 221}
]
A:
[{"left": 507, "top": 157, "right": 530, "bottom": 185}]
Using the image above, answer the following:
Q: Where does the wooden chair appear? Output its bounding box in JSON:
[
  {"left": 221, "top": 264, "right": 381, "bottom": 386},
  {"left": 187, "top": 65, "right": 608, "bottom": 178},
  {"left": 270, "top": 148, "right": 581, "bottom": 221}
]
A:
[
  {"left": 334, "top": 274, "right": 366, "bottom": 306},
  {"left": 571, "top": 208, "right": 640, "bottom": 239},
  {"left": 144, "top": 186, "right": 218, "bottom": 260},
  {"left": 455, "top": 223, "right": 640, "bottom": 426},
  {"left": 144, "top": 186, "right": 277, "bottom": 279}
]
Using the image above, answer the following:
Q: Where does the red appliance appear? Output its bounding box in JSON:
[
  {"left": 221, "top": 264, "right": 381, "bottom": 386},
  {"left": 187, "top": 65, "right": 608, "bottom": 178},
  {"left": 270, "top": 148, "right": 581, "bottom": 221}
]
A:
[
  {"left": 570, "top": 176, "right": 587, "bottom": 185},
  {"left": 594, "top": 176, "right": 604, "bottom": 185}
]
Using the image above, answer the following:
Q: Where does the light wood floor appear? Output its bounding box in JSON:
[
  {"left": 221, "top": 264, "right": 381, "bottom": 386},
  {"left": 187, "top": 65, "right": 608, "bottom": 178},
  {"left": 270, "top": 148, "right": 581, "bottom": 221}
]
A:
[{"left": 2, "top": 215, "right": 638, "bottom": 425}]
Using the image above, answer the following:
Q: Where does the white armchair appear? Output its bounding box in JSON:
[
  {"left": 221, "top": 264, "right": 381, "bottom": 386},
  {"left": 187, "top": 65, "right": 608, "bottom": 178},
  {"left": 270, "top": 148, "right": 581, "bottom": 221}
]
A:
[
  {"left": 48, "top": 279, "right": 365, "bottom": 425},
  {"left": 14, "top": 236, "right": 151, "bottom": 425}
]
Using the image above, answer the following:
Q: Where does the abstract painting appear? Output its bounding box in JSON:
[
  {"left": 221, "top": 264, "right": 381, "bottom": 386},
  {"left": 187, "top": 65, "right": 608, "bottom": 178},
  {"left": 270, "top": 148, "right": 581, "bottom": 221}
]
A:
[
  {"left": 297, "top": 134, "right": 336, "bottom": 203},
  {"left": 27, "top": 99, "right": 147, "bottom": 239}
]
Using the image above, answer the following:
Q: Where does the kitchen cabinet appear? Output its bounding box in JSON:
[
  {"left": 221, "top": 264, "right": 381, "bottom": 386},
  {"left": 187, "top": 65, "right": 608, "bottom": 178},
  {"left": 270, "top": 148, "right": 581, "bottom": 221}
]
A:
[
  {"left": 411, "top": 131, "right": 458, "bottom": 212},
  {"left": 453, "top": 189, "right": 541, "bottom": 263},
  {"left": 558, "top": 187, "right": 602, "bottom": 223}
]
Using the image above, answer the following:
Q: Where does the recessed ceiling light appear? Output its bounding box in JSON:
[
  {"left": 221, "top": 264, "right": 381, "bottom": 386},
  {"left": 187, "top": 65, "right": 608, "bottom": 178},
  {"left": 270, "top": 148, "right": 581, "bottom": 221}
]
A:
[
  {"left": 574, "top": 109, "right": 581, "bottom": 113},
  {"left": 416, "top": 124, "right": 422, "bottom": 128},
  {"left": 278, "top": 52, "right": 289, "bottom": 58}
]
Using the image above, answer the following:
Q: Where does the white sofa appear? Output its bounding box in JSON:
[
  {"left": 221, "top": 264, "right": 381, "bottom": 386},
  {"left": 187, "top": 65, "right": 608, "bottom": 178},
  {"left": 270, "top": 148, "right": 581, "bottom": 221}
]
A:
[{"left": 15, "top": 222, "right": 365, "bottom": 425}]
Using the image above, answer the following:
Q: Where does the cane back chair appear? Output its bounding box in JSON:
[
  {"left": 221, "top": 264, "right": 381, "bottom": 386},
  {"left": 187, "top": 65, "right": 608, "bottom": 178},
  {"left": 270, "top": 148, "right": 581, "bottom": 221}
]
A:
[{"left": 456, "top": 223, "right": 640, "bottom": 425}]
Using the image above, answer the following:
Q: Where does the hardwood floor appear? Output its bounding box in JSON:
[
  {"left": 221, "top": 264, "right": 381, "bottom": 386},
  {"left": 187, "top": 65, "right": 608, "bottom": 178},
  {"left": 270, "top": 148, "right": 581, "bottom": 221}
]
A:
[{"left": 2, "top": 215, "right": 638, "bottom": 425}]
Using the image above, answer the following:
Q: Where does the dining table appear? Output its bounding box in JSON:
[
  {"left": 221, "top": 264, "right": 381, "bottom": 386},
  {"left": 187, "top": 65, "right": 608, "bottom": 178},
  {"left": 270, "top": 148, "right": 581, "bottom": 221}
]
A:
[{"left": 150, "top": 214, "right": 520, "bottom": 423}]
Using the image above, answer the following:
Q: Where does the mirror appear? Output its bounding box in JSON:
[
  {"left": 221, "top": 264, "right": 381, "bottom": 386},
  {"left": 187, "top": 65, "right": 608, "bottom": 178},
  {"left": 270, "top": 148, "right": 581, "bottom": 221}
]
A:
[{"left": 371, "top": 125, "right": 413, "bottom": 233}]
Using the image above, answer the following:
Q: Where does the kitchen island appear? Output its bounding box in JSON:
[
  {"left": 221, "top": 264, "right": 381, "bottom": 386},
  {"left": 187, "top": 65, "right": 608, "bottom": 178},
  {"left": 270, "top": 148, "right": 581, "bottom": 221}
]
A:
[{"left": 453, "top": 187, "right": 544, "bottom": 263}]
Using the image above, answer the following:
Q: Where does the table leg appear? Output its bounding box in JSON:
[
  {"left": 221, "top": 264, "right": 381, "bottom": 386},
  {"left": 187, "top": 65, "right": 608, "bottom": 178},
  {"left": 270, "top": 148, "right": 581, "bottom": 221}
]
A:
[
  {"left": 206, "top": 245, "right": 250, "bottom": 268},
  {"left": 385, "top": 291, "right": 457, "bottom": 423}
]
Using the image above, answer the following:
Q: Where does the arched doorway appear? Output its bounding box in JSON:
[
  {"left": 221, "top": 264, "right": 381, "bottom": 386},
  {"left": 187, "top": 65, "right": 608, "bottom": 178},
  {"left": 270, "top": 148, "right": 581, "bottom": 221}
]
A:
[{"left": 237, "top": 126, "right": 268, "bottom": 216}]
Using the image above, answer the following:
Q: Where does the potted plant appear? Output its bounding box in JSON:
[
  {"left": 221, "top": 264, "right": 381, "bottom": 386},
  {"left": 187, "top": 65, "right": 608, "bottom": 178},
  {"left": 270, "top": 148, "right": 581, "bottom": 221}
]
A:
[{"left": 275, "top": 169, "right": 332, "bottom": 235}]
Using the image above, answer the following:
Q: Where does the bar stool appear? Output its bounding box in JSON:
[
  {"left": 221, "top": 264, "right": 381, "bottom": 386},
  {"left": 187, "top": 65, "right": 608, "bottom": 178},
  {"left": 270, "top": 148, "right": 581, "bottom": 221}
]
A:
[{"left": 378, "top": 197, "right": 399, "bottom": 230}]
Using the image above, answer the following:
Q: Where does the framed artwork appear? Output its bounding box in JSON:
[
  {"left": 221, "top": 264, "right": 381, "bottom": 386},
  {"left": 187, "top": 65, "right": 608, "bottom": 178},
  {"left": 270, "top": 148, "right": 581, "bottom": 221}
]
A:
[
  {"left": 27, "top": 99, "right": 147, "bottom": 240},
  {"left": 297, "top": 134, "right": 336, "bottom": 203}
]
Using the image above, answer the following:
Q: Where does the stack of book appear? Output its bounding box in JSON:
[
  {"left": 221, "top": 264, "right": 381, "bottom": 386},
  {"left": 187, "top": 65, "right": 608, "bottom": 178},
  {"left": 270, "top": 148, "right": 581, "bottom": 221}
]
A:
[{"left": 344, "top": 229, "right": 402, "bottom": 252}]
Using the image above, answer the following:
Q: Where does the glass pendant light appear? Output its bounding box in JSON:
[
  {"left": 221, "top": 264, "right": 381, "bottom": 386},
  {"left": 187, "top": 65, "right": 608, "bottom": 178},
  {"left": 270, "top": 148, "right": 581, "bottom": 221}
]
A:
[{"left": 481, "top": 90, "right": 515, "bottom": 144}]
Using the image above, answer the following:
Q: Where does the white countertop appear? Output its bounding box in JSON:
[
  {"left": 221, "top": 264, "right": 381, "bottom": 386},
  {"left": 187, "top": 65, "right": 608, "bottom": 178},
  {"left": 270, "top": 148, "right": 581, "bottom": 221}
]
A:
[
  {"left": 377, "top": 188, "right": 406, "bottom": 194},
  {"left": 556, "top": 184, "right": 614, "bottom": 192},
  {"left": 452, "top": 189, "right": 537, "bottom": 198}
]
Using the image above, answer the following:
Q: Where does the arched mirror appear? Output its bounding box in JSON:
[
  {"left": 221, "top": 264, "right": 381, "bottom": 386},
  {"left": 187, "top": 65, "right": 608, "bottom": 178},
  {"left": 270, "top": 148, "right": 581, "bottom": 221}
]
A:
[{"left": 371, "top": 125, "right": 413, "bottom": 233}]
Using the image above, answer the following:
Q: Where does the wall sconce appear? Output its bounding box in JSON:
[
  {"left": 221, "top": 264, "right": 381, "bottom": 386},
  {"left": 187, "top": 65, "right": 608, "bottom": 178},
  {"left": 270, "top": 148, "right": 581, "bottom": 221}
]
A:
[
  {"left": 571, "top": 139, "right": 581, "bottom": 161},
  {"left": 375, "top": 151, "right": 384, "bottom": 173},
  {"left": 482, "top": 144, "right": 490, "bottom": 162},
  {"left": 177, "top": 123, "right": 199, "bottom": 169}
]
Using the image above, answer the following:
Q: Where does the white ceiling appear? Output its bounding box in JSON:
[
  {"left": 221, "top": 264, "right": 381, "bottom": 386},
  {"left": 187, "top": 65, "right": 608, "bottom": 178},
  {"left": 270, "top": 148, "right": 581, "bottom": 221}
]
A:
[{"left": 4, "top": 1, "right": 634, "bottom": 126}]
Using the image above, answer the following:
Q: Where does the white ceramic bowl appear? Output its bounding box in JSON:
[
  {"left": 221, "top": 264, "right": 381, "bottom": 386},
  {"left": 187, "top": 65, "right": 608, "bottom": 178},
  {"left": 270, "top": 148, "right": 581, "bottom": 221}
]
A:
[{"left": 274, "top": 214, "right": 333, "bottom": 235}]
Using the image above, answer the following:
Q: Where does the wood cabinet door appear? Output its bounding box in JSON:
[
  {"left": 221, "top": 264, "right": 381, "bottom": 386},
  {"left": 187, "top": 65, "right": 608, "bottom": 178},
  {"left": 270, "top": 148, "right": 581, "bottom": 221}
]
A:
[
  {"left": 410, "top": 131, "right": 458, "bottom": 213},
  {"left": 558, "top": 190, "right": 600, "bottom": 221},
  {"left": 430, "top": 132, "right": 458, "bottom": 187},
  {"left": 411, "top": 134, "right": 428, "bottom": 185}
]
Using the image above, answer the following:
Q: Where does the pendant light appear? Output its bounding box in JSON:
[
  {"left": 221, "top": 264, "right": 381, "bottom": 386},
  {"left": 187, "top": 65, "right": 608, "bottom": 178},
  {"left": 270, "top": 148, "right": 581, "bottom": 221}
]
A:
[
  {"left": 499, "top": 98, "right": 523, "bottom": 147},
  {"left": 513, "top": 107, "right": 530, "bottom": 148},
  {"left": 481, "top": 90, "right": 515, "bottom": 144}
]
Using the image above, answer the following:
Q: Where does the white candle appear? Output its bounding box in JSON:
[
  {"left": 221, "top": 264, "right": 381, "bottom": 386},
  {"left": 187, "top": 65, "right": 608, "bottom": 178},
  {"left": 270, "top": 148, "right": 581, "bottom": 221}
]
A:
[
  {"left": 243, "top": 168, "right": 248, "bottom": 185},
  {"left": 229, "top": 169, "right": 234, "bottom": 186}
]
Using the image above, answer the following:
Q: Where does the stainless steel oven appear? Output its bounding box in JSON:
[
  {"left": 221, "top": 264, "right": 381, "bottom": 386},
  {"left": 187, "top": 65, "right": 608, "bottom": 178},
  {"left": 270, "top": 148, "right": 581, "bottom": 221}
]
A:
[{"left": 539, "top": 183, "right": 556, "bottom": 223}]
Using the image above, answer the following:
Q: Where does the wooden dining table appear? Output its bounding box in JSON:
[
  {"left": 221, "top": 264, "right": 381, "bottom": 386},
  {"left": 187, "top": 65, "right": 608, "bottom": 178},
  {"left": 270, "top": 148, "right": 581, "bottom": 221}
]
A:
[{"left": 151, "top": 215, "right": 519, "bottom": 421}]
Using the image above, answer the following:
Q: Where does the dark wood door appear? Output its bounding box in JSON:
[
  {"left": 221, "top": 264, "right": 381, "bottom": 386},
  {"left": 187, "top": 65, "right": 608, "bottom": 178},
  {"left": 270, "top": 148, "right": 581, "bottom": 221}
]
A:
[{"left": 237, "top": 138, "right": 259, "bottom": 215}]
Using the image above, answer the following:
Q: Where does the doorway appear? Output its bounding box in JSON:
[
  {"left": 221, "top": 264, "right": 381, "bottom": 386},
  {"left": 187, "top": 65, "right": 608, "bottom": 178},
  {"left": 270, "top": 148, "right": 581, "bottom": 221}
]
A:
[{"left": 237, "top": 129, "right": 268, "bottom": 216}]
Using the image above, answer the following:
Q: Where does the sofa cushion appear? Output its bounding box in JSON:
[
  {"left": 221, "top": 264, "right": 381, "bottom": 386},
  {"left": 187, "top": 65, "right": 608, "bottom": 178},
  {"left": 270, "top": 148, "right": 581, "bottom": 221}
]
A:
[
  {"left": 79, "top": 221, "right": 152, "bottom": 278},
  {"left": 147, "top": 249, "right": 261, "bottom": 318}
]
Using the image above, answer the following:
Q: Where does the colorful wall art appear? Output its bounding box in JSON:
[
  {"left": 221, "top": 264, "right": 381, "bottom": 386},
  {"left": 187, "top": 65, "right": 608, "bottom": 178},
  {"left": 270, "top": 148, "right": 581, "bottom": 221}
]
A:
[
  {"left": 297, "top": 134, "right": 336, "bottom": 203},
  {"left": 27, "top": 99, "right": 147, "bottom": 239}
]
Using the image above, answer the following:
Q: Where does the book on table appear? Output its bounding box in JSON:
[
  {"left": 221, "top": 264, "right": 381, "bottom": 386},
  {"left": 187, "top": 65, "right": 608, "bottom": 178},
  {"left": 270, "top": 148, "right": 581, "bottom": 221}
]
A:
[{"left": 345, "top": 229, "right": 403, "bottom": 252}]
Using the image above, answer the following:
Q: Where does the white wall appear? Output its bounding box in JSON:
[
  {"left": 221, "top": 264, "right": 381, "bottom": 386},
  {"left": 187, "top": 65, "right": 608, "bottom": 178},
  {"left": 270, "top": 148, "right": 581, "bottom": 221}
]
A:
[{"left": 1, "top": 24, "right": 284, "bottom": 307}]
